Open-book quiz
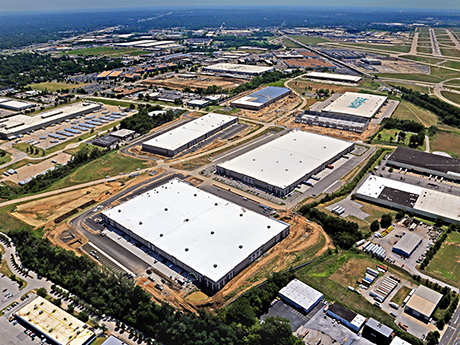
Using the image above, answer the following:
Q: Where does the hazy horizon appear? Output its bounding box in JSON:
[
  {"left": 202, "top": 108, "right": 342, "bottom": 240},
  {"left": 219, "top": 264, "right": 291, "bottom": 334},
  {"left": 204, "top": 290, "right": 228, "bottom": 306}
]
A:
[{"left": 1, "top": 2, "right": 460, "bottom": 13}]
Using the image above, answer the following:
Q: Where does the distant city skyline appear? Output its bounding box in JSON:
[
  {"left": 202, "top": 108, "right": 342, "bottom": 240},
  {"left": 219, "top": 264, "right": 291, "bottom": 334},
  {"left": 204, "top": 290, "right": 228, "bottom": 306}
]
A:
[{"left": 1, "top": 0, "right": 460, "bottom": 12}]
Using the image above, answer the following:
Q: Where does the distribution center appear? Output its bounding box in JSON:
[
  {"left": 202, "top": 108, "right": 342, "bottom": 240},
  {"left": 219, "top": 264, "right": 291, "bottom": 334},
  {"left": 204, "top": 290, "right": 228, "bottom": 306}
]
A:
[
  {"left": 101, "top": 178, "right": 290, "bottom": 291},
  {"left": 216, "top": 130, "right": 354, "bottom": 197},
  {"left": 230, "top": 86, "right": 292, "bottom": 110},
  {"left": 278, "top": 279, "right": 323, "bottom": 313},
  {"left": 142, "top": 113, "right": 238, "bottom": 157}
]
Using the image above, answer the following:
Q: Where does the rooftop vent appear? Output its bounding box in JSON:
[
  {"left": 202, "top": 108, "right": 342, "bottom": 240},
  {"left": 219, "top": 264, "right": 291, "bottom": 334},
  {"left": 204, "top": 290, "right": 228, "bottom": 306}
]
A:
[
  {"left": 139, "top": 221, "right": 142, "bottom": 225},
  {"left": 267, "top": 225, "right": 271, "bottom": 229},
  {"left": 211, "top": 231, "right": 215, "bottom": 235},
  {"left": 118, "top": 209, "right": 121, "bottom": 212},
  {"left": 239, "top": 245, "right": 243, "bottom": 249},
  {"left": 165, "top": 208, "right": 168, "bottom": 211},
  {"left": 185, "top": 218, "right": 189, "bottom": 222},
  {"left": 185, "top": 248, "right": 189, "bottom": 252},
  {"left": 213, "top": 264, "right": 218, "bottom": 268},
  {"left": 160, "top": 233, "right": 163, "bottom": 237}
]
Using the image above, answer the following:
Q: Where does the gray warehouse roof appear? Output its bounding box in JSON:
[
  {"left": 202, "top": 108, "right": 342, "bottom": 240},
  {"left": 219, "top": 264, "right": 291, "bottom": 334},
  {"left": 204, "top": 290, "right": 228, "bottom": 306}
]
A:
[
  {"left": 231, "top": 86, "right": 291, "bottom": 108},
  {"left": 392, "top": 232, "right": 422, "bottom": 256},
  {"left": 279, "top": 279, "right": 323, "bottom": 311},
  {"left": 365, "top": 318, "right": 393, "bottom": 338}
]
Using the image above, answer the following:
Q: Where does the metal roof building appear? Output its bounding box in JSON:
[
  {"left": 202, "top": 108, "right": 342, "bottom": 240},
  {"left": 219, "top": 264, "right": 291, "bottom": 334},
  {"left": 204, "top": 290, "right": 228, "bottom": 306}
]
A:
[
  {"left": 356, "top": 175, "right": 460, "bottom": 224},
  {"left": 362, "top": 318, "right": 394, "bottom": 344},
  {"left": 203, "top": 63, "right": 274, "bottom": 76},
  {"left": 323, "top": 92, "right": 387, "bottom": 119},
  {"left": 326, "top": 303, "right": 366, "bottom": 332},
  {"left": 390, "top": 336, "right": 412, "bottom": 345},
  {"left": 216, "top": 130, "right": 354, "bottom": 197},
  {"left": 387, "top": 147, "right": 460, "bottom": 182},
  {"left": 230, "top": 86, "right": 292, "bottom": 110},
  {"left": 0, "top": 102, "right": 101, "bottom": 139},
  {"left": 15, "top": 296, "right": 95, "bottom": 345},
  {"left": 305, "top": 72, "right": 363, "bottom": 84},
  {"left": 142, "top": 113, "right": 238, "bottom": 157},
  {"left": 279, "top": 279, "right": 323, "bottom": 313},
  {"left": 405, "top": 285, "right": 442, "bottom": 322},
  {"left": 0, "top": 99, "right": 35, "bottom": 111},
  {"left": 392, "top": 232, "right": 423, "bottom": 257},
  {"left": 101, "top": 178, "right": 290, "bottom": 291}
]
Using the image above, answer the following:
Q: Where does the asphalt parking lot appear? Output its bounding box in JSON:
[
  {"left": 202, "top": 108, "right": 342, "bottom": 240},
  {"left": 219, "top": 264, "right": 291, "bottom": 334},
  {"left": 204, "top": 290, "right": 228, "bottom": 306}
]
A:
[{"left": 260, "top": 299, "right": 325, "bottom": 332}]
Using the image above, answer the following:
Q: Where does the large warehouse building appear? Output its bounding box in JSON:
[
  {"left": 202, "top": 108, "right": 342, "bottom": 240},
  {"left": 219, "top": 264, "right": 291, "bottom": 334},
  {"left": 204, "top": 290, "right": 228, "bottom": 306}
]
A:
[
  {"left": 387, "top": 147, "right": 460, "bottom": 182},
  {"left": 392, "top": 233, "right": 422, "bottom": 257},
  {"left": 305, "top": 72, "right": 363, "bottom": 84},
  {"left": 356, "top": 175, "right": 460, "bottom": 224},
  {"left": 279, "top": 279, "right": 323, "bottom": 314},
  {"left": 296, "top": 92, "right": 389, "bottom": 133},
  {"left": 362, "top": 318, "right": 394, "bottom": 344},
  {"left": 216, "top": 130, "right": 354, "bottom": 197},
  {"left": 0, "top": 98, "right": 35, "bottom": 111},
  {"left": 326, "top": 303, "right": 366, "bottom": 332},
  {"left": 230, "top": 86, "right": 292, "bottom": 110},
  {"left": 0, "top": 102, "right": 101, "bottom": 139},
  {"left": 142, "top": 113, "right": 238, "bottom": 157},
  {"left": 101, "top": 178, "right": 290, "bottom": 291},
  {"left": 404, "top": 285, "right": 442, "bottom": 322},
  {"left": 15, "top": 296, "right": 95, "bottom": 345},
  {"left": 203, "top": 63, "right": 274, "bottom": 76}
]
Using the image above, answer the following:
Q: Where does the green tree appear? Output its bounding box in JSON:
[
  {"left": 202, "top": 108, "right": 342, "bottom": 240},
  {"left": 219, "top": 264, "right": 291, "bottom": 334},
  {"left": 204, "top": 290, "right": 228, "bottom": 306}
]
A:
[
  {"left": 78, "top": 310, "right": 89, "bottom": 322},
  {"left": 380, "top": 214, "right": 393, "bottom": 228},
  {"left": 426, "top": 330, "right": 440, "bottom": 345},
  {"left": 370, "top": 220, "right": 380, "bottom": 232},
  {"left": 435, "top": 217, "right": 444, "bottom": 227},
  {"left": 36, "top": 287, "right": 47, "bottom": 298}
]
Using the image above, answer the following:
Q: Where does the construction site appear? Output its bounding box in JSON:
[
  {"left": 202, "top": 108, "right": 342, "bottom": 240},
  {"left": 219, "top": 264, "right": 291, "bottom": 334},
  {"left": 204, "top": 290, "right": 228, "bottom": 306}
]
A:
[{"left": 140, "top": 74, "right": 247, "bottom": 91}]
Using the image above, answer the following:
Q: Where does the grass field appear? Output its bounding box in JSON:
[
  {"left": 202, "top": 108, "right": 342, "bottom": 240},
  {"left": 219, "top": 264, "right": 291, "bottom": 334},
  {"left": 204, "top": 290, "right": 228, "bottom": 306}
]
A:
[
  {"left": 12, "top": 143, "right": 46, "bottom": 158},
  {"left": 430, "top": 131, "right": 460, "bottom": 158},
  {"left": 417, "top": 46, "right": 432, "bottom": 54},
  {"left": 392, "top": 101, "right": 438, "bottom": 127},
  {"left": 28, "top": 82, "right": 88, "bottom": 92},
  {"left": 441, "top": 48, "right": 460, "bottom": 58},
  {"left": 0, "top": 151, "right": 11, "bottom": 165},
  {"left": 283, "top": 37, "right": 302, "bottom": 48},
  {"left": 389, "top": 82, "right": 430, "bottom": 94},
  {"left": 296, "top": 252, "right": 413, "bottom": 329},
  {"left": 441, "top": 91, "right": 460, "bottom": 105},
  {"left": 377, "top": 73, "right": 450, "bottom": 84},
  {"left": 390, "top": 286, "right": 411, "bottom": 306},
  {"left": 61, "top": 46, "right": 146, "bottom": 57},
  {"left": 0, "top": 205, "right": 34, "bottom": 233},
  {"left": 288, "top": 35, "right": 329, "bottom": 45},
  {"left": 49, "top": 151, "right": 155, "bottom": 190},
  {"left": 426, "top": 232, "right": 460, "bottom": 287},
  {"left": 85, "top": 98, "right": 135, "bottom": 109},
  {"left": 341, "top": 42, "right": 411, "bottom": 54}
]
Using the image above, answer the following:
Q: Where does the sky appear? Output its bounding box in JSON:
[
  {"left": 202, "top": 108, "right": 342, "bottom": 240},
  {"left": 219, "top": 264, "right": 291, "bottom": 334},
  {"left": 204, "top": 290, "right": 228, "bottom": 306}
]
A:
[{"left": 0, "top": 0, "right": 459, "bottom": 12}]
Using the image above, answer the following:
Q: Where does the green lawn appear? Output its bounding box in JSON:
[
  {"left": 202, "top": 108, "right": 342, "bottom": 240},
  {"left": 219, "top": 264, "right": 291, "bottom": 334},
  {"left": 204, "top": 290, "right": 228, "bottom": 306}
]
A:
[
  {"left": 0, "top": 205, "right": 34, "bottom": 233},
  {"left": 426, "top": 232, "right": 460, "bottom": 287},
  {"left": 399, "top": 55, "right": 445, "bottom": 65},
  {"left": 441, "top": 91, "right": 460, "bottom": 105},
  {"left": 329, "top": 42, "right": 411, "bottom": 54},
  {"left": 390, "top": 286, "right": 411, "bottom": 306},
  {"left": 441, "top": 48, "right": 460, "bottom": 58},
  {"left": 391, "top": 100, "right": 439, "bottom": 127},
  {"left": 12, "top": 143, "right": 46, "bottom": 158},
  {"left": 60, "top": 46, "right": 146, "bottom": 57},
  {"left": 49, "top": 151, "right": 155, "bottom": 190},
  {"left": 28, "top": 82, "right": 88, "bottom": 92},
  {"left": 377, "top": 73, "right": 452, "bottom": 84},
  {"left": 0, "top": 151, "right": 11, "bottom": 165},
  {"left": 390, "top": 82, "right": 430, "bottom": 95}
]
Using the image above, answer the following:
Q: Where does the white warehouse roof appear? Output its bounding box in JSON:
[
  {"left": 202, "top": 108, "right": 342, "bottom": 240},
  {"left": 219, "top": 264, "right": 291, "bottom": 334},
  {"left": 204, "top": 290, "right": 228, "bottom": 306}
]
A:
[
  {"left": 217, "top": 130, "right": 354, "bottom": 189},
  {"left": 102, "top": 178, "right": 289, "bottom": 283},
  {"left": 393, "top": 232, "right": 422, "bottom": 256},
  {"left": 279, "top": 279, "right": 323, "bottom": 311},
  {"left": 142, "top": 113, "right": 237, "bottom": 152},
  {"left": 306, "top": 72, "right": 363, "bottom": 83},
  {"left": 15, "top": 296, "right": 95, "bottom": 345},
  {"left": 323, "top": 92, "right": 387, "bottom": 118}
]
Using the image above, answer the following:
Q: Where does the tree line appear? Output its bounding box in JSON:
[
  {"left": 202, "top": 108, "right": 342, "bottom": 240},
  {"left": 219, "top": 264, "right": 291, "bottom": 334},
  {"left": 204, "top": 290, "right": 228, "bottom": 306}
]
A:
[
  {"left": 9, "top": 228, "right": 301, "bottom": 345},
  {"left": 119, "top": 106, "right": 177, "bottom": 135}
]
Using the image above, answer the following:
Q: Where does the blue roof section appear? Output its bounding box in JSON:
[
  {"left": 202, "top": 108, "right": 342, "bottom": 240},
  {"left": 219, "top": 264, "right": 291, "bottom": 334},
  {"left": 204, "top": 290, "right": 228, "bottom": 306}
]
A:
[{"left": 246, "top": 86, "right": 291, "bottom": 105}]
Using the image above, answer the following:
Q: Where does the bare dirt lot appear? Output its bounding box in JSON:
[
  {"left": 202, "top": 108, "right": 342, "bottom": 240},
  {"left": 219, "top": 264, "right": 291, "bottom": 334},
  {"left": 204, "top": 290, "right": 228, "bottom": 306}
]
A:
[
  {"left": 140, "top": 75, "right": 246, "bottom": 91},
  {"left": 361, "top": 60, "right": 430, "bottom": 74}
]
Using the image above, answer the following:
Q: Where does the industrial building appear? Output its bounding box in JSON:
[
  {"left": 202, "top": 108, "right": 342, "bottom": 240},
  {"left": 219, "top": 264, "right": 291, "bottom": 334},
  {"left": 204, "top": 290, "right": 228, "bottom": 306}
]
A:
[
  {"left": 101, "top": 335, "right": 127, "bottom": 345},
  {"left": 230, "top": 86, "right": 292, "bottom": 110},
  {"left": 0, "top": 102, "right": 101, "bottom": 139},
  {"left": 356, "top": 175, "right": 460, "bottom": 224},
  {"left": 295, "top": 92, "right": 388, "bottom": 133},
  {"left": 389, "top": 337, "right": 411, "bottom": 345},
  {"left": 392, "top": 233, "right": 423, "bottom": 257},
  {"left": 203, "top": 63, "right": 274, "bottom": 76},
  {"left": 362, "top": 318, "right": 394, "bottom": 344},
  {"left": 322, "top": 92, "right": 387, "bottom": 119},
  {"left": 387, "top": 147, "right": 460, "bottom": 182},
  {"left": 0, "top": 98, "right": 35, "bottom": 111},
  {"left": 326, "top": 303, "right": 366, "bottom": 332},
  {"left": 101, "top": 178, "right": 290, "bottom": 291},
  {"left": 278, "top": 279, "right": 323, "bottom": 313},
  {"left": 216, "top": 130, "right": 354, "bottom": 197},
  {"left": 15, "top": 296, "right": 96, "bottom": 345},
  {"left": 142, "top": 113, "right": 238, "bottom": 157},
  {"left": 404, "top": 285, "right": 442, "bottom": 322},
  {"left": 304, "top": 72, "right": 363, "bottom": 84}
]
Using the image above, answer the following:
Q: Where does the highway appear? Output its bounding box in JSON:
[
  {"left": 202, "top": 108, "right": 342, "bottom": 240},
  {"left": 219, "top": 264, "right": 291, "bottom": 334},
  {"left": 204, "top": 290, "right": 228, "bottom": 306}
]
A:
[
  {"left": 440, "top": 306, "right": 460, "bottom": 345},
  {"left": 429, "top": 28, "right": 443, "bottom": 57}
]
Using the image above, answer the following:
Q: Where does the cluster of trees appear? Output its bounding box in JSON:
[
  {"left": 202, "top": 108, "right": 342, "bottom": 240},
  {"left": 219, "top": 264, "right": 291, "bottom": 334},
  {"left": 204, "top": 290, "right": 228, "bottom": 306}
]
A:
[
  {"left": 213, "top": 32, "right": 281, "bottom": 50},
  {"left": 9, "top": 228, "right": 301, "bottom": 345},
  {"left": 0, "top": 53, "right": 123, "bottom": 86},
  {"left": 231, "top": 70, "right": 302, "bottom": 96},
  {"left": 299, "top": 207, "right": 362, "bottom": 249},
  {"left": 0, "top": 145, "right": 109, "bottom": 200},
  {"left": 370, "top": 213, "right": 393, "bottom": 232},
  {"left": 381, "top": 118, "right": 425, "bottom": 133},
  {"left": 420, "top": 230, "right": 448, "bottom": 270},
  {"left": 398, "top": 86, "right": 460, "bottom": 127},
  {"left": 184, "top": 85, "right": 225, "bottom": 96},
  {"left": 120, "top": 106, "right": 177, "bottom": 135}
]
